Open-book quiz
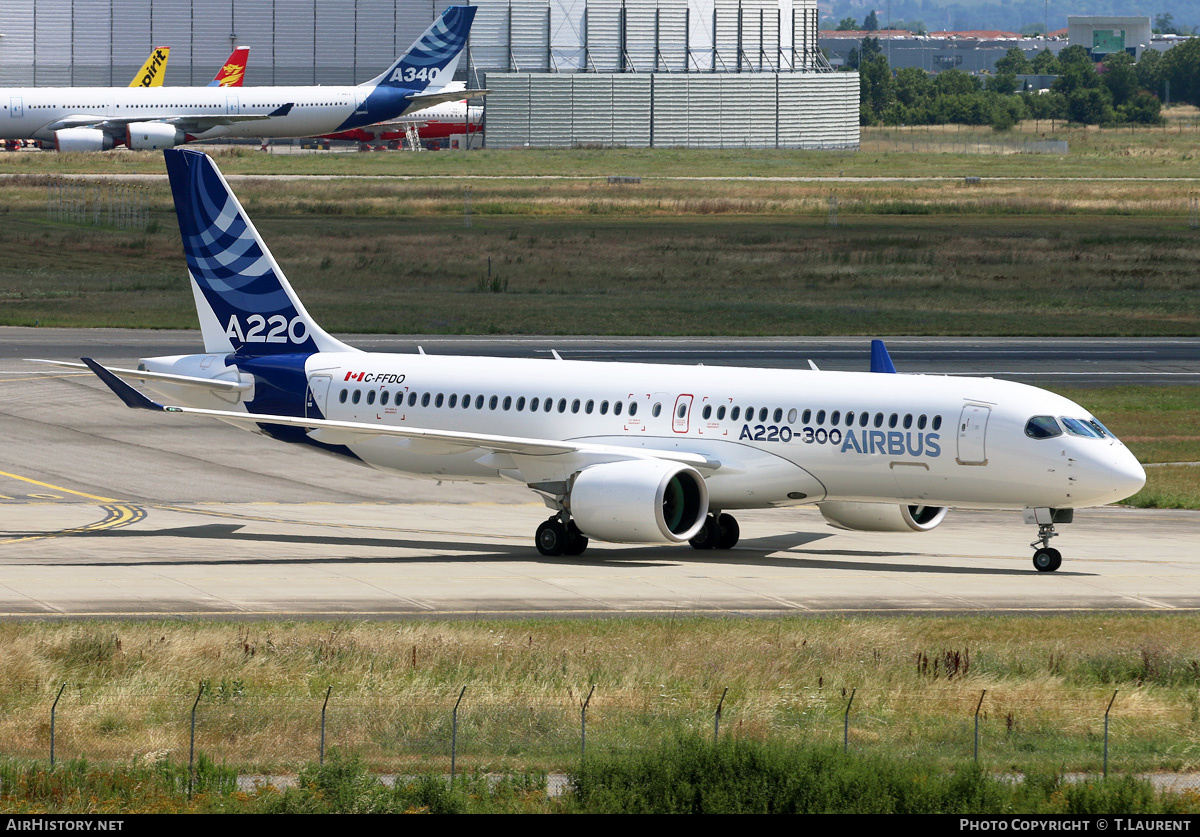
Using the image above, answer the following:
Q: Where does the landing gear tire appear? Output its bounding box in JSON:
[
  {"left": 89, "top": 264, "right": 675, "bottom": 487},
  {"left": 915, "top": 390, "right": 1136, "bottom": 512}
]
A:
[
  {"left": 536, "top": 516, "right": 588, "bottom": 557},
  {"left": 1033, "top": 547, "right": 1062, "bottom": 573},
  {"left": 563, "top": 521, "right": 589, "bottom": 556},
  {"left": 716, "top": 513, "right": 740, "bottom": 550},
  {"left": 689, "top": 515, "right": 720, "bottom": 550}
]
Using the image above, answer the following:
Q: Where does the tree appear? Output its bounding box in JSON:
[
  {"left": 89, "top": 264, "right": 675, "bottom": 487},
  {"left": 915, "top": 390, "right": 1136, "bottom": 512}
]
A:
[
  {"left": 1160, "top": 38, "right": 1200, "bottom": 106},
  {"left": 986, "top": 72, "right": 1019, "bottom": 95},
  {"left": 995, "top": 47, "right": 1034, "bottom": 75},
  {"left": 1066, "top": 87, "right": 1115, "bottom": 124},
  {"left": 934, "top": 69, "right": 979, "bottom": 96},
  {"left": 1058, "top": 45, "right": 1094, "bottom": 68},
  {"left": 1136, "top": 48, "right": 1164, "bottom": 95},
  {"left": 859, "top": 54, "right": 895, "bottom": 125},
  {"left": 1101, "top": 52, "right": 1139, "bottom": 107},
  {"left": 1118, "top": 90, "right": 1164, "bottom": 124},
  {"left": 1031, "top": 49, "right": 1061, "bottom": 75},
  {"left": 1154, "top": 13, "right": 1179, "bottom": 35},
  {"left": 837, "top": 16, "right": 858, "bottom": 31},
  {"left": 861, "top": 36, "right": 883, "bottom": 59},
  {"left": 894, "top": 67, "right": 933, "bottom": 107},
  {"left": 864, "top": 10, "right": 879, "bottom": 32}
]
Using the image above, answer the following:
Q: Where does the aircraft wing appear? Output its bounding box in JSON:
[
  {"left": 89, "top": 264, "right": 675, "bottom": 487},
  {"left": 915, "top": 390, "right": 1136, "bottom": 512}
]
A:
[
  {"left": 29, "top": 359, "right": 250, "bottom": 393},
  {"left": 82, "top": 358, "right": 719, "bottom": 469},
  {"left": 403, "top": 88, "right": 488, "bottom": 109},
  {"left": 46, "top": 104, "right": 294, "bottom": 134}
]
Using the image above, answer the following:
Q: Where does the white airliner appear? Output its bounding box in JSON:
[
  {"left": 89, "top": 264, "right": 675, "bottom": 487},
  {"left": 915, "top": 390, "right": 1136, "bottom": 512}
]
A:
[
  {"left": 1, "top": 6, "right": 479, "bottom": 152},
  {"left": 52, "top": 149, "right": 1146, "bottom": 573}
]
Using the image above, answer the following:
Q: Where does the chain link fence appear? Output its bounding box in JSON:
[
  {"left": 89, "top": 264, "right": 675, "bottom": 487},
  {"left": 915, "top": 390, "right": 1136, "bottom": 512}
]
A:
[{"left": 5, "top": 683, "right": 1199, "bottom": 775}]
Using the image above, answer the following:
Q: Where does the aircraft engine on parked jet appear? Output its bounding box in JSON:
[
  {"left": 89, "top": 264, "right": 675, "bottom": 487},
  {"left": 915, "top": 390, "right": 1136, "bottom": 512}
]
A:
[
  {"left": 570, "top": 459, "right": 708, "bottom": 543},
  {"left": 54, "top": 128, "right": 113, "bottom": 152},
  {"left": 126, "top": 123, "right": 186, "bottom": 151},
  {"left": 818, "top": 501, "right": 948, "bottom": 532}
]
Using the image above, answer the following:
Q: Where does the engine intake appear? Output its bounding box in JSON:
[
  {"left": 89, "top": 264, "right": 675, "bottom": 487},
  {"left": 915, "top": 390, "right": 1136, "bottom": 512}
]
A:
[
  {"left": 818, "top": 501, "right": 948, "bottom": 533},
  {"left": 570, "top": 459, "right": 708, "bottom": 544},
  {"left": 55, "top": 128, "right": 113, "bottom": 153}
]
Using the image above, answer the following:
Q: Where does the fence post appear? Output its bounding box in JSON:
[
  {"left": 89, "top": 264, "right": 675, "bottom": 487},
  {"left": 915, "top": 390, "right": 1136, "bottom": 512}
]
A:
[
  {"left": 1104, "top": 690, "right": 1118, "bottom": 779},
  {"left": 189, "top": 681, "right": 205, "bottom": 796},
  {"left": 974, "top": 690, "right": 987, "bottom": 762},
  {"left": 320, "top": 686, "right": 332, "bottom": 764},
  {"left": 580, "top": 685, "right": 595, "bottom": 762},
  {"left": 450, "top": 686, "right": 466, "bottom": 783},
  {"left": 714, "top": 687, "right": 728, "bottom": 743},
  {"left": 843, "top": 688, "right": 856, "bottom": 754},
  {"left": 49, "top": 682, "right": 66, "bottom": 767}
]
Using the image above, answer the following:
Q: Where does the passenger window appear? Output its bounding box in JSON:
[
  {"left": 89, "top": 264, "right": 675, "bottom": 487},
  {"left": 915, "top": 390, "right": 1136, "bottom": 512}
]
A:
[
  {"left": 844, "top": 411, "right": 854, "bottom": 426},
  {"left": 788, "top": 408, "right": 797, "bottom": 423},
  {"left": 406, "top": 392, "right": 416, "bottom": 407},
  {"left": 859, "top": 412, "right": 869, "bottom": 428},
  {"left": 816, "top": 410, "right": 825, "bottom": 425},
  {"left": 381, "top": 391, "right": 390, "bottom": 406},
  {"left": 932, "top": 415, "right": 942, "bottom": 431},
  {"left": 422, "top": 393, "right": 431, "bottom": 407},
  {"left": 629, "top": 402, "right": 638, "bottom": 417},
  {"left": 731, "top": 406, "right": 741, "bottom": 421},
  {"left": 759, "top": 408, "right": 767, "bottom": 422},
  {"left": 1025, "top": 416, "right": 1062, "bottom": 439},
  {"left": 874, "top": 413, "right": 884, "bottom": 428},
  {"left": 339, "top": 389, "right": 347, "bottom": 403},
  {"left": 545, "top": 398, "right": 553, "bottom": 413},
  {"left": 830, "top": 410, "right": 840, "bottom": 425},
  {"left": 449, "top": 394, "right": 458, "bottom": 408},
  {"left": 773, "top": 408, "right": 783, "bottom": 423},
  {"left": 652, "top": 403, "right": 662, "bottom": 417},
  {"left": 367, "top": 390, "right": 377, "bottom": 405},
  {"left": 614, "top": 401, "right": 623, "bottom": 416},
  {"left": 435, "top": 393, "right": 444, "bottom": 408},
  {"left": 516, "top": 397, "right": 525, "bottom": 411},
  {"left": 489, "top": 396, "right": 499, "bottom": 410},
  {"left": 677, "top": 403, "right": 687, "bottom": 419},
  {"left": 530, "top": 397, "right": 539, "bottom": 411},
  {"left": 917, "top": 414, "right": 927, "bottom": 430},
  {"left": 702, "top": 405, "right": 712, "bottom": 420},
  {"left": 903, "top": 414, "right": 912, "bottom": 429},
  {"left": 802, "top": 409, "right": 811, "bottom": 424},
  {"left": 475, "top": 395, "right": 484, "bottom": 409},
  {"left": 888, "top": 413, "right": 898, "bottom": 428},
  {"left": 352, "top": 390, "right": 361, "bottom": 404},
  {"left": 719, "top": 406, "right": 727, "bottom": 420},
  {"left": 502, "top": 396, "right": 512, "bottom": 411},
  {"left": 600, "top": 401, "right": 609, "bottom": 415},
  {"left": 557, "top": 399, "right": 567, "bottom": 413},
  {"left": 586, "top": 400, "right": 594, "bottom": 414}
]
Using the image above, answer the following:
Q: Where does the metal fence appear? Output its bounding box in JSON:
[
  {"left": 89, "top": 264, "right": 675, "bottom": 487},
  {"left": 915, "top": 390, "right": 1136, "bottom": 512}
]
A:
[
  {"left": 3, "top": 683, "right": 1187, "bottom": 776},
  {"left": 46, "top": 177, "right": 152, "bottom": 230}
]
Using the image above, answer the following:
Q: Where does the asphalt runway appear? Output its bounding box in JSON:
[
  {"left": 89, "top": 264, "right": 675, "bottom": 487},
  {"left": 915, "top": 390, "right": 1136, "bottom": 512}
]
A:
[{"left": 2, "top": 328, "right": 1198, "bottom": 619}]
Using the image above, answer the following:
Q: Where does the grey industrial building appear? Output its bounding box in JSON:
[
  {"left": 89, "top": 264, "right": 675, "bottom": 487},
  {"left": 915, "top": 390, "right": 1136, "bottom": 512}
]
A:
[{"left": 0, "top": 0, "right": 859, "bottom": 149}]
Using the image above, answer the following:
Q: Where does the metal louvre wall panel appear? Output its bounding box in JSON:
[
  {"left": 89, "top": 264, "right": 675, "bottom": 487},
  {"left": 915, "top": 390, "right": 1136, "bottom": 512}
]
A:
[
  {"left": 396, "top": 1, "right": 436, "bottom": 51},
  {"left": 33, "top": 0, "right": 72, "bottom": 86},
  {"left": 354, "top": 2, "right": 398, "bottom": 83},
  {"left": 191, "top": 0, "right": 235, "bottom": 85},
  {"left": 72, "top": 0, "right": 113, "bottom": 85},
  {"left": 656, "top": 0, "right": 689, "bottom": 71},
  {"left": 528, "top": 73, "right": 571, "bottom": 146},
  {"left": 570, "top": 74, "right": 613, "bottom": 144},
  {"left": 150, "top": 0, "right": 191, "bottom": 87},
  {"left": 0, "top": 0, "right": 34, "bottom": 86},
  {"left": 111, "top": 0, "right": 154, "bottom": 88},
  {"left": 472, "top": 2, "right": 511, "bottom": 71},
  {"left": 652, "top": 74, "right": 689, "bottom": 145},
  {"left": 610, "top": 74, "right": 649, "bottom": 145},
  {"left": 486, "top": 71, "right": 858, "bottom": 150},
  {"left": 274, "top": 1, "right": 317, "bottom": 85},
  {"left": 510, "top": 0, "right": 550, "bottom": 71},
  {"left": 712, "top": 0, "right": 739, "bottom": 71},
  {"left": 484, "top": 73, "right": 531, "bottom": 146},
  {"left": 623, "top": 4, "right": 655, "bottom": 72},
  {"left": 550, "top": 0, "right": 585, "bottom": 71},
  {"left": 583, "top": 0, "right": 620, "bottom": 72},
  {"left": 231, "top": 1, "right": 278, "bottom": 86},
  {"left": 315, "top": 0, "right": 355, "bottom": 85}
]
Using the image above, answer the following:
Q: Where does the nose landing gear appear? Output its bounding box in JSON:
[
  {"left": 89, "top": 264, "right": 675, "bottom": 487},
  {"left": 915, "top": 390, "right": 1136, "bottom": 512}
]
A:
[{"left": 1026, "top": 507, "right": 1071, "bottom": 572}]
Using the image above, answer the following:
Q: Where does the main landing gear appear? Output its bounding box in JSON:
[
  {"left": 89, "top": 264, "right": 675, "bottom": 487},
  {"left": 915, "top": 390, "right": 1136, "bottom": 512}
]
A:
[
  {"left": 689, "top": 512, "right": 740, "bottom": 551},
  {"left": 536, "top": 514, "right": 588, "bottom": 557}
]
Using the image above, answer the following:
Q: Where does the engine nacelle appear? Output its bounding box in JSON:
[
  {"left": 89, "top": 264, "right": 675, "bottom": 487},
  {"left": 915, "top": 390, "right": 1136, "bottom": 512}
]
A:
[
  {"left": 818, "top": 501, "right": 948, "bottom": 533},
  {"left": 126, "top": 122, "right": 186, "bottom": 151},
  {"left": 54, "top": 128, "right": 113, "bottom": 152},
  {"left": 569, "top": 459, "right": 708, "bottom": 544}
]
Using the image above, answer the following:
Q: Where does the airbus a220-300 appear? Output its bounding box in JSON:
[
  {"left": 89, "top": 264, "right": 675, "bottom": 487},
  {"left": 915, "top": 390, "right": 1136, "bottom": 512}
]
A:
[{"left": 50, "top": 149, "right": 1146, "bottom": 572}]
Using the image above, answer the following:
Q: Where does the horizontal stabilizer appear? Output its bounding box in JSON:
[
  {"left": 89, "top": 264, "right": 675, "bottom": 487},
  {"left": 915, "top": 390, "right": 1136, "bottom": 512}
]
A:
[
  {"left": 29, "top": 359, "right": 249, "bottom": 392},
  {"left": 81, "top": 358, "right": 166, "bottom": 411}
]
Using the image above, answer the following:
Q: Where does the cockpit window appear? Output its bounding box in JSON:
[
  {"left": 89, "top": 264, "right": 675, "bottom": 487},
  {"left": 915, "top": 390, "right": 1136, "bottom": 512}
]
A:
[
  {"left": 1087, "top": 418, "right": 1112, "bottom": 438},
  {"left": 1025, "top": 416, "right": 1062, "bottom": 439},
  {"left": 1061, "top": 417, "right": 1101, "bottom": 438}
]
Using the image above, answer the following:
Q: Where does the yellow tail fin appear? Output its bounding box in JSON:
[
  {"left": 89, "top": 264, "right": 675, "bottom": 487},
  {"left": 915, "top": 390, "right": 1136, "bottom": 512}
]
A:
[{"left": 129, "top": 47, "right": 170, "bottom": 88}]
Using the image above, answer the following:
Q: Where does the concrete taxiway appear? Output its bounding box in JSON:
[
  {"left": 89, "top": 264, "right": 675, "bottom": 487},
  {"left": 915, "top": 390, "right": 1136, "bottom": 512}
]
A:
[{"left": 1, "top": 331, "right": 1197, "bottom": 619}]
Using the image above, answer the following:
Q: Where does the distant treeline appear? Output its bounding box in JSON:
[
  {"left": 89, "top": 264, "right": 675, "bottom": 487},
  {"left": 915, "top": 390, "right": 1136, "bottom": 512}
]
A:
[
  {"left": 853, "top": 39, "right": 1200, "bottom": 128},
  {"left": 822, "top": 1, "right": 1199, "bottom": 35}
]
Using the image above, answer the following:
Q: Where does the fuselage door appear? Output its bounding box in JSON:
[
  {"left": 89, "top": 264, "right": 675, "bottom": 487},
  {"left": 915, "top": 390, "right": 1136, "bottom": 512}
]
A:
[
  {"left": 956, "top": 404, "right": 991, "bottom": 465},
  {"left": 225, "top": 95, "right": 241, "bottom": 115},
  {"left": 306, "top": 374, "right": 332, "bottom": 419},
  {"left": 354, "top": 91, "right": 369, "bottom": 116},
  {"left": 672, "top": 394, "right": 694, "bottom": 434},
  {"left": 10, "top": 97, "right": 23, "bottom": 118}
]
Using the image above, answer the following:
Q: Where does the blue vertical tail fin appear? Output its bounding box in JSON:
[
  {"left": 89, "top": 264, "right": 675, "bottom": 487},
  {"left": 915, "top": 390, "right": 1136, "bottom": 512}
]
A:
[
  {"left": 870, "top": 339, "right": 898, "bottom": 374},
  {"left": 164, "top": 148, "right": 355, "bottom": 357},
  {"left": 363, "top": 6, "right": 477, "bottom": 94}
]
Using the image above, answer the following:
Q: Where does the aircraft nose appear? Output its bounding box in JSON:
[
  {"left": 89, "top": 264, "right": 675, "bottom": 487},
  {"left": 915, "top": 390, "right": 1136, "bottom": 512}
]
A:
[{"left": 1109, "top": 447, "right": 1146, "bottom": 501}]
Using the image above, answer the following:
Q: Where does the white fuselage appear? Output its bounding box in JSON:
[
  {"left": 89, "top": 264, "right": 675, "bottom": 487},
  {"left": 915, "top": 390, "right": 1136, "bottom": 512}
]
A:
[
  {"left": 139, "top": 350, "right": 1147, "bottom": 513},
  {"left": 3, "top": 85, "right": 373, "bottom": 142}
]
